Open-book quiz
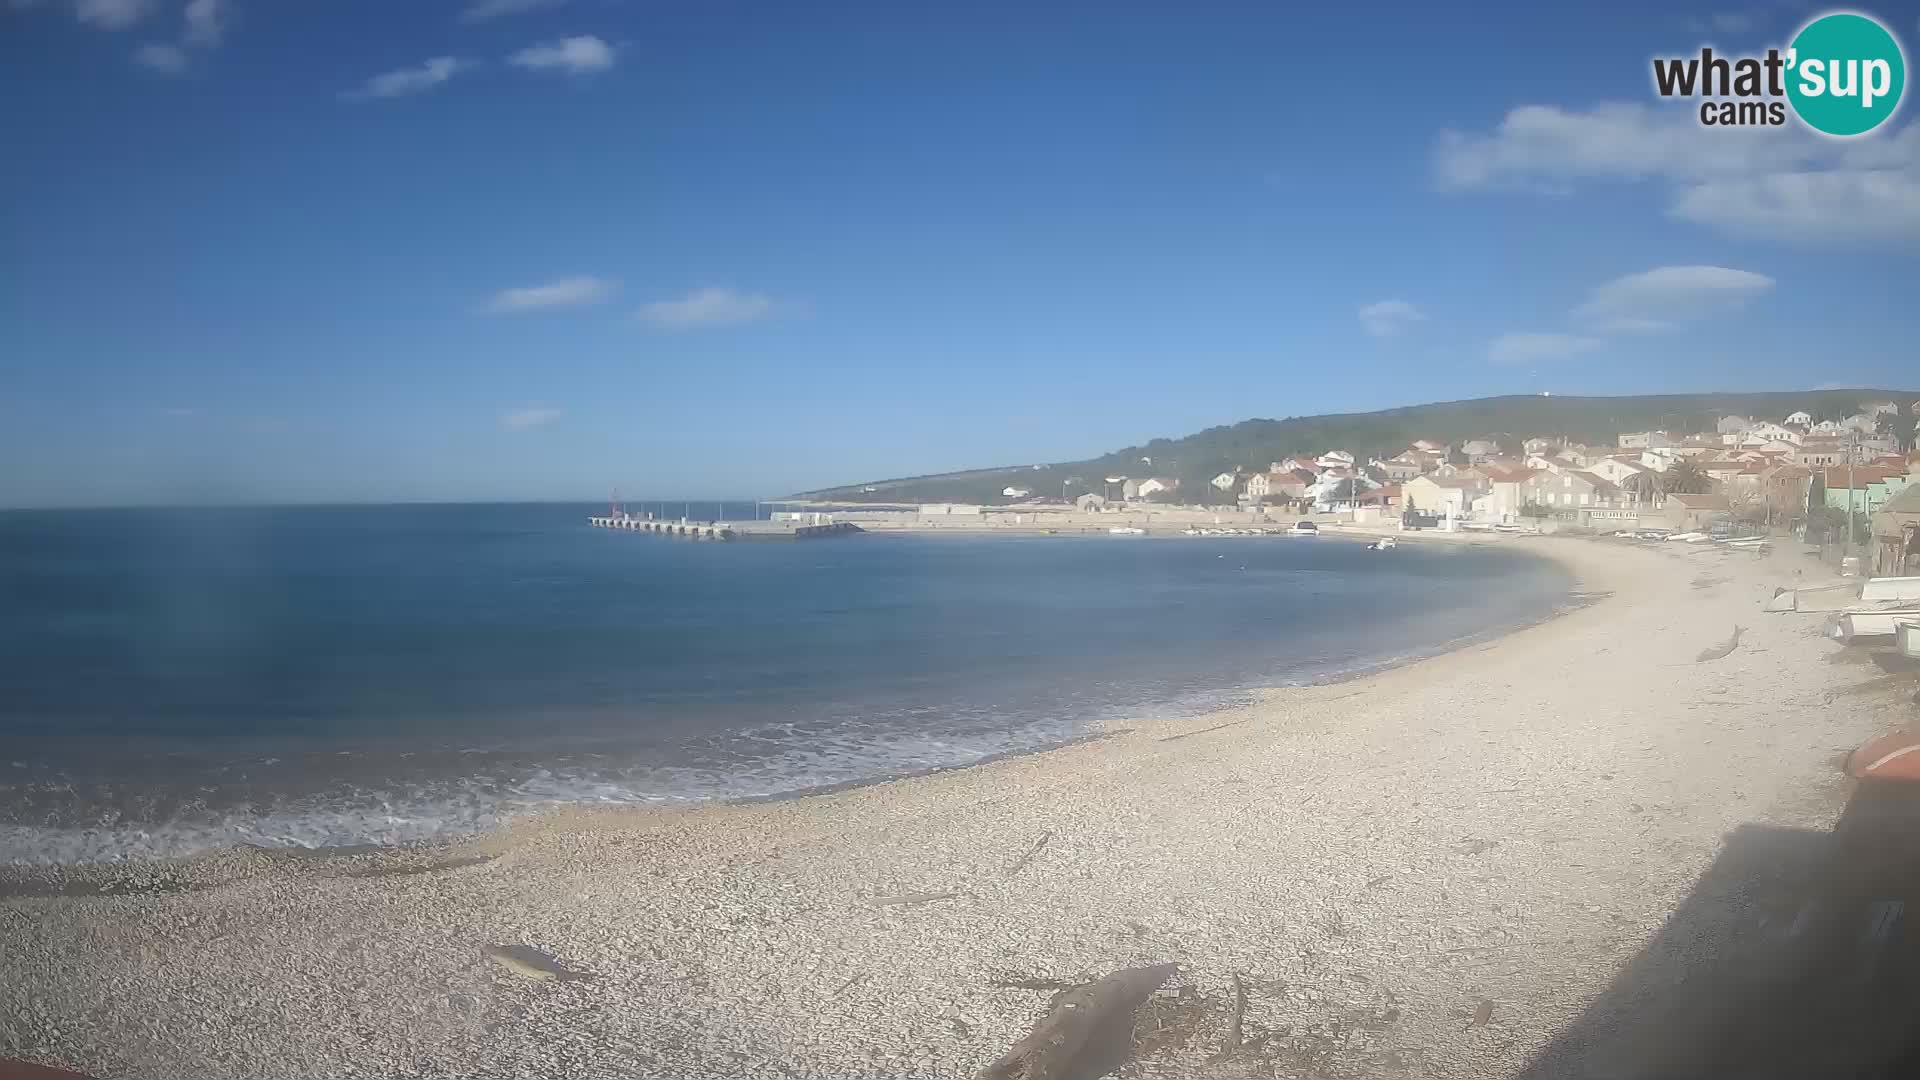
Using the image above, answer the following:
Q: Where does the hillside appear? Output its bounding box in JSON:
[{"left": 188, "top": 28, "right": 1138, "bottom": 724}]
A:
[{"left": 795, "top": 390, "right": 1920, "bottom": 505}]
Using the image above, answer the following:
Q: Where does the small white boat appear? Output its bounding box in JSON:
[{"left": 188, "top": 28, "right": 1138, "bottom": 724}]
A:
[
  {"left": 1862, "top": 577, "right": 1920, "bottom": 604},
  {"left": 1828, "top": 607, "right": 1920, "bottom": 642},
  {"left": 1107, "top": 526, "right": 1146, "bottom": 536},
  {"left": 1368, "top": 537, "right": 1397, "bottom": 550}
]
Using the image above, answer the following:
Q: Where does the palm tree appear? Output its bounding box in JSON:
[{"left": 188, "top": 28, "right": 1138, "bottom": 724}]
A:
[
  {"left": 1626, "top": 470, "right": 1662, "bottom": 506},
  {"left": 1662, "top": 457, "right": 1713, "bottom": 495}
]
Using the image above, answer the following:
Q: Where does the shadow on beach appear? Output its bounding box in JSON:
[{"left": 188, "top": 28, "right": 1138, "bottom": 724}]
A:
[{"left": 1519, "top": 781, "right": 1920, "bottom": 1080}]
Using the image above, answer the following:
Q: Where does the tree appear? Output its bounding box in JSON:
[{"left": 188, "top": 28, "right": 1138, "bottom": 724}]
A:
[
  {"left": 1520, "top": 501, "right": 1552, "bottom": 519},
  {"left": 1625, "top": 471, "right": 1661, "bottom": 506},
  {"left": 1878, "top": 410, "right": 1917, "bottom": 454},
  {"left": 1662, "top": 458, "right": 1713, "bottom": 495},
  {"left": 1728, "top": 490, "right": 1769, "bottom": 526}
]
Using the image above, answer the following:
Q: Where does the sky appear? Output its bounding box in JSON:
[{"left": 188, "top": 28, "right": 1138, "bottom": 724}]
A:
[{"left": 2, "top": 0, "right": 1916, "bottom": 506}]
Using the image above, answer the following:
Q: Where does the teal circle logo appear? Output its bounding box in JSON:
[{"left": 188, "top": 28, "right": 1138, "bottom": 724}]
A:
[{"left": 1786, "top": 12, "right": 1906, "bottom": 136}]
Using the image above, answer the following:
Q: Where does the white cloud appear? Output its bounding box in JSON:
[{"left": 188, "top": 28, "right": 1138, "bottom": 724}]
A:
[
  {"left": 1358, "top": 299, "right": 1425, "bottom": 337},
  {"left": 182, "top": 0, "right": 222, "bottom": 46},
  {"left": 486, "top": 276, "right": 615, "bottom": 312},
  {"left": 134, "top": 41, "right": 186, "bottom": 72},
  {"left": 1487, "top": 332, "right": 1602, "bottom": 365},
  {"left": 508, "top": 35, "right": 615, "bottom": 74},
  {"left": 636, "top": 287, "right": 774, "bottom": 329},
  {"left": 1671, "top": 169, "right": 1920, "bottom": 246},
  {"left": 74, "top": 0, "right": 152, "bottom": 28},
  {"left": 501, "top": 407, "right": 563, "bottom": 431},
  {"left": 1435, "top": 103, "right": 1920, "bottom": 246},
  {"left": 1686, "top": 12, "right": 1757, "bottom": 33},
  {"left": 1573, "top": 265, "right": 1774, "bottom": 332},
  {"left": 459, "top": 0, "right": 564, "bottom": 21},
  {"left": 342, "top": 57, "right": 471, "bottom": 101}
]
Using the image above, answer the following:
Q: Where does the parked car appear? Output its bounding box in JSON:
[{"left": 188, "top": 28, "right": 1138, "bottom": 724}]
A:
[{"left": 1289, "top": 521, "right": 1319, "bottom": 536}]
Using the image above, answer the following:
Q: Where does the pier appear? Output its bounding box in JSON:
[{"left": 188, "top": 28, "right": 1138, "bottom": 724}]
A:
[{"left": 588, "top": 515, "right": 863, "bottom": 541}]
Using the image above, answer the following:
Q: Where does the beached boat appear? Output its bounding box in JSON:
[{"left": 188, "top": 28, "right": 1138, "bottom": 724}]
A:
[
  {"left": 1862, "top": 577, "right": 1920, "bottom": 604},
  {"left": 1898, "top": 620, "right": 1919, "bottom": 659},
  {"left": 1107, "top": 526, "right": 1145, "bottom": 536},
  {"left": 1827, "top": 607, "right": 1920, "bottom": 642}
]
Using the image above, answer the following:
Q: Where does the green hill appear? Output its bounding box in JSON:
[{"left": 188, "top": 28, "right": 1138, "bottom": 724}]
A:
[{"left": 796, "top": 389, "right": 1920, "bottom": 505}]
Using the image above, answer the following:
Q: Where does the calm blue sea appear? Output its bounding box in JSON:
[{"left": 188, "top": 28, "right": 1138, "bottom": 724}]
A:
[{"left": 0, "top": 504, "right": 1571, "bottom": 864}]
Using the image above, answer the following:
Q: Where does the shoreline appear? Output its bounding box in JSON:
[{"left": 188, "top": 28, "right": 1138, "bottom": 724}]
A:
[
  {"left": 0, "top": 531, "right": 1566, "bottom": 877},
  {"left": 7, "top": 534, "right": 1906, "bottom": 1079}
]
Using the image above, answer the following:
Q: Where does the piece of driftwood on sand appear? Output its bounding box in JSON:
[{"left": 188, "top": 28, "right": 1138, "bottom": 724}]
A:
[{"left": 975, "top": 963, "right": 1176, "bottom": 1080}]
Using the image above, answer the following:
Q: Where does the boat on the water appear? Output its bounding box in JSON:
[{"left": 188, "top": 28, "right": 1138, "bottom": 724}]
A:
[{"left": 1369, "top": 537, "right": 1396, "bottom": 550}]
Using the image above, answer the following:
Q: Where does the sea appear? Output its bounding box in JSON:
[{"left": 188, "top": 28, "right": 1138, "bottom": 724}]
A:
[{"left": 0, "top": 503, "right": 1572, "bottom": 865}]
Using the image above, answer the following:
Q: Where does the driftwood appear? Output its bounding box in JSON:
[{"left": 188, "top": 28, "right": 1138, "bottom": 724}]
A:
[
  {"left": 1006, "top": 832, "right": 1053, "bottom": 878},
  {"left": 976, "top": 963, "right": 1177, "bottom": 1080},
  {"left": 1227, "top": 971, "right": 1247, "bottom": 1049},
  {"left": 868, "top": 891, "right": 957, "bottom": 907},
  {"left": 1156, "top": 719, "right": 1250, "bottom": 743},
  {"left": 1695, "top": 626, "right": 1746, "bottom": 663}
]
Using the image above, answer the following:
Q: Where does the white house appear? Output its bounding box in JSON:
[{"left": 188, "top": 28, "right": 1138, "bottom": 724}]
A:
[
  {"left": 1309, "top": 468, "right": 1377, "bottom": 509},
  {"left": 1135, "top": 477, "right": 1179, "bottom": 499},
  {"left": 1811, "top": 419, "right": 1850, "bottom": 436},
  {"left": 1315, "top": 450, "right": 1356, "bottom": 470},
  {"left": 1741, "top": 421, "right": 1802, "bottom": 446},
  {"left": 1586, "top": 456, "right": 1651, "bottom": 489},
  {"left": 1271, "top": 456, "right": 1318, "bottom": 474},
  {"left": 1717, "top": 415, "right": 1754, "bottom": 435},
  {"left": 1402, "top": 475, "right": 1481, "bottom": 519},
  {"left": 1209, "top": 471, "right": 1239, "bottom": 491},
  {"left": 1866, "top": 401, "right": 1900, "bottom": 417},
  {"left": 1618, "top": 431, "right": 1681, "bottom": 449},
  {"left": 1473, "top": 466, "right": 1537, "bottom": 524},
  {"left": 1244, "top": 470, "right": 1309, "bottom": 504},
  {"left": 1785, "top": 410, "right": 1812, "bottom": 426},
  {"left": 1845, "top": 413, "right": 1879, "bottom": 434}
]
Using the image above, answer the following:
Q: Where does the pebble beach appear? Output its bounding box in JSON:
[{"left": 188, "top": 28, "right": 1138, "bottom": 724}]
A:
[{"left": 3, "top": 533, "right": 1909, "bottom": 1079}]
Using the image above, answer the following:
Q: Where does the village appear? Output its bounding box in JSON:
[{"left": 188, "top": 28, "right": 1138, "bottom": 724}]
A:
[{"left": 1040, "top": 397, "right": 1920, "bottom": 577}]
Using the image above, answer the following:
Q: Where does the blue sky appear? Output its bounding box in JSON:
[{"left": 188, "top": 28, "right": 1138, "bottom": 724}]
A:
[{"left": 2, "top": 0, "right": 1916, "bottom": 505}]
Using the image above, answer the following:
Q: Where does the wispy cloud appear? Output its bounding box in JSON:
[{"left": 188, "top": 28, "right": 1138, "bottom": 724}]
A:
[
  {"left": 182, "top": 0, "right": 222, "bottom": 46},
  {"left": 1435, "top": 104, "right": 1920, "bottom": 246},
  {"left": 501, "top": 406, "right": 563, "bottom": 431},
  {"left": 1572, "top": 265, "right": 1774, "bottom": 333},
  {"left": 134, "top": 41, "right": 186, "bottom": 73},
  {"left": 459, "top": 0, "right": 564, "bottom": 22},
  {"left": 1358, "top": 299, "right": 1426, "bottom": 338},
  {"left": 342, "top": 57, "right": 471, "bottom": 101},
  {"left": 74, "top": 0, "right": 152, "bottom": 29},
  {"left": 1487, "top": 332, "right": 1601, "bottom": 365},
  {"left": 508, "top": 35, "right": 615, "bottom": 74},
  {"left": 636, "top": 287, "right": 774, "bottom": 329},
  {"left": 1685, "top": 11, "right": 1758, "bottom": 34},
  {"left": 486, "top": 275, "right": 616, "bottom": 312}
]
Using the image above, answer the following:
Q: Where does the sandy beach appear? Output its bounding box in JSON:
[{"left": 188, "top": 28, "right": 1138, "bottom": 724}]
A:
[{"left": 4, "top": 533, "right": 1914, "bottom": 1079}]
